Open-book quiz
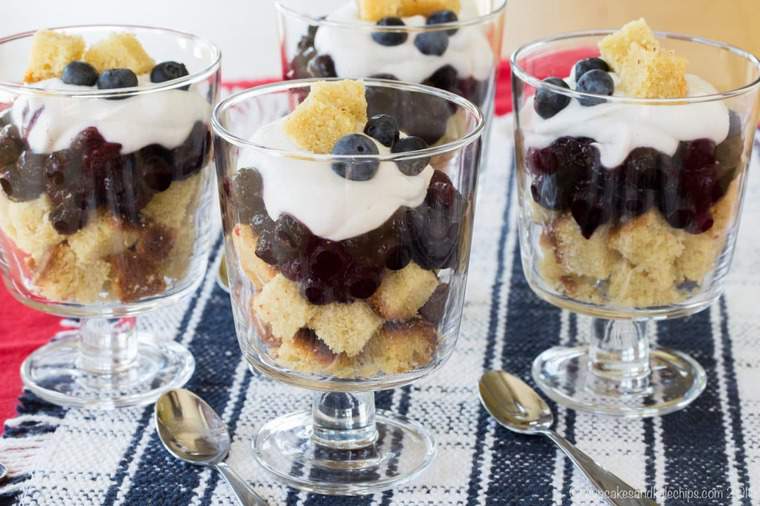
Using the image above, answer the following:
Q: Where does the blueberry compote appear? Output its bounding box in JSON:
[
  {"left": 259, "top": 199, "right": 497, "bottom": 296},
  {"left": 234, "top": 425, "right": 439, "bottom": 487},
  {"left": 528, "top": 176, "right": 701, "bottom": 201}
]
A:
[
  {"left": 229, "top": 168, "right": 465, "bottom": 305},
  {"left": 0, "top": 120, "right": 211, "bottom": 235},
  {"left": 287, "top": 22, "right": 489, "bottom": 144},
  {"left": 527, "top": 113, "right": 743, "bottom": 238}
]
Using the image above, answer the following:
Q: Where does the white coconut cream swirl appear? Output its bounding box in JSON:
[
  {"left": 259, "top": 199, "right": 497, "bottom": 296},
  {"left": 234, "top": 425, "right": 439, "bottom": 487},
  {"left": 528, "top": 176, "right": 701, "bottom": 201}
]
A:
[
  {"left": 313, "top": 1, "right": 493, "bottom": 84},
  {"left": 241, "top": 118, "right": 434, "bottom": 242},
  {"left": 11, "top": 76, "right": 210, "bottom": 154},
  {"left": 521, "top": 74, "right": 731, "bottom": 168}
]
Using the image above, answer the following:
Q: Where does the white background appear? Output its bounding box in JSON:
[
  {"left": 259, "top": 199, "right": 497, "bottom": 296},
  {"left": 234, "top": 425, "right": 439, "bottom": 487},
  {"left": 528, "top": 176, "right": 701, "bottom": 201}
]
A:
[{"left": 2, "top": 0, "right": 283, "bottom": 81}]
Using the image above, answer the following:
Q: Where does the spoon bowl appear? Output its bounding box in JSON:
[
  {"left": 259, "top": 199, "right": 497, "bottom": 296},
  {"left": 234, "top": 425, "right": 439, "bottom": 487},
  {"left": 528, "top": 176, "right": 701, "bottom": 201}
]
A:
[
  {"left": 479, "top": 370, "right": 554, "bottom": 434},
  {"left": 155, "top": 388, "right": 230, "bottom": 465}
]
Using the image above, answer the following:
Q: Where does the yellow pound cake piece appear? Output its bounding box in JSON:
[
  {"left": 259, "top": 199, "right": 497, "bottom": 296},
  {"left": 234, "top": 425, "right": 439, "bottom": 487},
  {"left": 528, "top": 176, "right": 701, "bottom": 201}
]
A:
[
  {"left": 310, "top": 301, "right": 383, "bottom": 357},
  {"left": 369, "top": 262, "right": 439, "bottom": 320},
  {"left": 35, "top": 244, "right": 110, "bottom": 303},
  {"left": 253, "top": 274, "right": 315, "bottom": 341},
  {"left": 361, "top": 321, "right": 437, "bottom": 375},
  {"left": 599, "top": 19, "right": 658, "bottom": 69},
  {"left": 84, "top": 33, "right": 155, "bottom": 75},
  {"left": 24, "top": 30, "right": 86, "bottom": 83},
  {"left": 599, "top": 18, "right": 687, "bottom": 98},
  {"left": 618, "top": 45, "right": 688, "bottom": 99},
  {"left": 284, "top": 80, "right": 368, "bottom": 154},
  {"left": 549, "top": 215, "right": 615, "bottom": 280},
  {"left": 357, "top": 0, "right": 403, "bottom": 21},
  {"left": 399, "top": 0, "right": 461, "bottom": 17},
  {"left": 232, "top": 224, "right": 277, "bottom": 290}
]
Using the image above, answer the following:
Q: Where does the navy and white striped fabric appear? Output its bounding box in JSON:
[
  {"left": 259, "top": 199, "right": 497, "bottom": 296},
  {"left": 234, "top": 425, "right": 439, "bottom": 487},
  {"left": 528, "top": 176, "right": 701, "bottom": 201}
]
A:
[{"left": 1, "top": 120, "right": 759, "bottom": 505}]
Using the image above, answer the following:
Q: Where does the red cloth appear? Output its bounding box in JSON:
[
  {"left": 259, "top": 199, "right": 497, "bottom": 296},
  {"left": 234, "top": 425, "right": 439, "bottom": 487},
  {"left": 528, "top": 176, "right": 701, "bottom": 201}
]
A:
[{"left": 0, "top": 58, "right": 567, "bottom": 428}]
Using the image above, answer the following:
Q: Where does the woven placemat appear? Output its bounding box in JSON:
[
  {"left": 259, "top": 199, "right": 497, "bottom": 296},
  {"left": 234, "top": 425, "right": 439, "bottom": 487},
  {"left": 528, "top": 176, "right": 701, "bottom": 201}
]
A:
[{"left": 1, "top": 121, "right": 759, "bottom": 505}]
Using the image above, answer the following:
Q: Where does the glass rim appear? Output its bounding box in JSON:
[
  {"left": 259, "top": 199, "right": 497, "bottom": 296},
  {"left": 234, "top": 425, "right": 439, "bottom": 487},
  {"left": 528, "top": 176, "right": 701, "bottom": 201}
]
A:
[
  {"left": 274, "top": 0, "right": 507, "bottom": 33},
  {"left": 0, "top": 24, "right": 222, "bottom": 98},
  {"left": 212, "top": 78, "right": 486, "bottom": 162},
  {"left": 511, "top": 29, "right": 760, "bottom": 105}
]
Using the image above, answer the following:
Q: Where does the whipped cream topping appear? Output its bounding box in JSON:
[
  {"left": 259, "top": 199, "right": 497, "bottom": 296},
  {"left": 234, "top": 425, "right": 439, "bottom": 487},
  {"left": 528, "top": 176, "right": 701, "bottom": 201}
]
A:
[
  {"left": 241, "top": 118, "right": 434, "bottom": 242},
  {"left": 10, "top": 76, "right": 210, "bottom": 154},
  {"left": 521, "top": 74, "right": 731, "bottom": 168},
  {"left": 313, "top": 1, "right": 493, "bottom": 84}
]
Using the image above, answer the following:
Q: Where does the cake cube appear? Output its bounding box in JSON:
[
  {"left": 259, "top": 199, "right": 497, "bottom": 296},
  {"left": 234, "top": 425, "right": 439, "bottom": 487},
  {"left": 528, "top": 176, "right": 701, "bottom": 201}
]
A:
[
  {"left": 310, "top": 301, "right": 383, "bottom": 356},
  {"left": 142, "top": 175, "right": 201, "bottom": 230},
  {"left": 35, "top": 244, "right": 110, "bottom": 303},
  {"left": 369, "top": 262, "right": 439, "bottom": 320},
  {"left": 67, "top": 213, "right": 139, "bottom": 264},
  {"left": 0, "top": 195, "right": 62, "bottom": 266},
  {"left": 617, "top": 44, "right": 688, "bottom": 98},
  {"left": 23, "top": 30, "right": 86, "bottom": 83},
  {"left": 550, "top": 215, "right": 615, "bottom": 280},
  {"left": 357, "top": 0, "right": 403, "bottom": 21},
  {"left": 599, "top": 18, "right": 687, "bottom": 99},
  {"left": 400, "top": 0, "right": 461, "bottom": 17},
  {"left": 84, "top": 33, "right": 155, "bottom": 75},
  {"left": 609, "top": 211, "right": 684, "bottom": 271},
  {"left": 275, "top": 328, "right": 341, "bottom": 374},
  {"left": 253, "top": 274, "right": 315, "bottom": 341},
  {"left": 608, "top": 260, "right": 680, "bottom": 308},
  {"left": 361, "top": 320, "right": 437, "bottom": 375},
  {"left": 284, "top": 80, "right": 368, "bottom": 154},
  {"left": 599, "top": 18, "right": 659, "bottom": 70}
]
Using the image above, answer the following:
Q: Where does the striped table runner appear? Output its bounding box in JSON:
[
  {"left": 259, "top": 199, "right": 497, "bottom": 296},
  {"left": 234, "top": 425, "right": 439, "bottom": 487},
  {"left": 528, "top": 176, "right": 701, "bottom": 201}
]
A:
[{"left": 1, "top": 120, "right": 759, "bottom": 505}]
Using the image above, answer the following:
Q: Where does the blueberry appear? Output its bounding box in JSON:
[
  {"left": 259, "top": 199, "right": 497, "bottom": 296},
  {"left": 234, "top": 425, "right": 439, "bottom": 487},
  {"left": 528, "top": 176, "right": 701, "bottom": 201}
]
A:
[
  {"left": 364, "top": 114, "right": 400, "bottom": 148},
  {"left": 534, "top": 77, "right": 571, "bottom": 119},
  {"left": 372, "top": 17, "right": 408, "bottom": 46},
  {"left": 576, "top": 69, "right": 614, "bottom": 106},
  {"left": 426, "top": 10, "right": 459, "bottom": 35},
  {"left": 150, "top": 61, "right": 189, "bottom": 84},
  {"left": 414, "top": 31, "right": 449, "bottom": 56},
  {"left": 97, "top": 68, "right": 138, "bottom": 98},
  {"left": 62, "top": 61, "right": 98, "bottom": 86},
  {"left": 391, "top": 136, "right": 430, "bottom": 176},
  {"left": 331, "top": 134, "right": 380, "bottom": 181},
  {"left": 573, "top": 57, "right": 610, "bottom": 81}
]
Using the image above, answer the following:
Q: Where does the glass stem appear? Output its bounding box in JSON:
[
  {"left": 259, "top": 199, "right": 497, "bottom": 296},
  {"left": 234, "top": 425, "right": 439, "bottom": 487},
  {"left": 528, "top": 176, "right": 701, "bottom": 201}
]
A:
[
  {"left": 311, "top": 391, "right": 378, "bottom": 450},
  {"left": 588, "top": 319, "right": 650, "bottom": 394},
  {"left": 76, "top": 317, "right": 139, "bottom": 374}
]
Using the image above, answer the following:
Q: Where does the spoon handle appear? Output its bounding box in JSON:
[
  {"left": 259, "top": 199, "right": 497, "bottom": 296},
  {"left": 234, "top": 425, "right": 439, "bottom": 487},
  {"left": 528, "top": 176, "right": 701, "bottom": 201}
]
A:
[
  {"left": 545, "top": 431, "right": 658, "bottom": 506},
  {"left": 214, "top": 462, "right": 268, "bottom": 506}
]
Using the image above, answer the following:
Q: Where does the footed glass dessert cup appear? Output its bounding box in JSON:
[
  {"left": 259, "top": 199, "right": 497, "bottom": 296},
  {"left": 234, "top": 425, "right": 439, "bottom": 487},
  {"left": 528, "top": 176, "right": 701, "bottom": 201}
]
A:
[
  {"left": 0, "top": 26, "right": 221, "bottom": 409},
  {"left": 512, "top": 30, "right": 760, "bottom": 417},
  {"left": 275, "top": 0, "right": 505, "bottom": 143},
  {"left": 213, "top": 79, "right": 483, "bottom": 494}
]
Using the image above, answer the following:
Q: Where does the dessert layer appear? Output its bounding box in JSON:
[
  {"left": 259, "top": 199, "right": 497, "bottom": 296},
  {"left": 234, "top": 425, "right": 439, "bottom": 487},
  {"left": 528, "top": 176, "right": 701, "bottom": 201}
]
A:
[
  {"left": 11, "top": 76, "right": 210, "bottom": 155},
  {"left": 522, "top": 74, "right": 730, "bottom": 168},
  {"left": 312, "top": 1, "right": 493, "bottom": 84},
  {"left": 242, "top": 117, "right": 434, "bottom": 242}
]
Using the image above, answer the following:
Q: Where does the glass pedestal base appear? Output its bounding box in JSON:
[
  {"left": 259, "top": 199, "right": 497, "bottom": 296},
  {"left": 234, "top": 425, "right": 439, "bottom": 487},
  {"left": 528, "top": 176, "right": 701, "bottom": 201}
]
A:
[
  {"left": 20, "top": 331, "right": 195, "bottom": 410},
  {"left": 533, "top": 346, "right": 706, "bottom": 418},
  {"left": 253, "top": 409, "right": 436, "bottom": 496}
]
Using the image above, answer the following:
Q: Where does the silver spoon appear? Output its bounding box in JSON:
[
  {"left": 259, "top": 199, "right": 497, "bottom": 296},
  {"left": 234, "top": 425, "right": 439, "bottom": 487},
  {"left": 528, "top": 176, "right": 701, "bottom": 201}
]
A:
[
  {"left": 479, "top": 371, "right": 657, "bottom": 506},
  {"left": 155, "top": 388, "right": 268, "bottom": 506}
]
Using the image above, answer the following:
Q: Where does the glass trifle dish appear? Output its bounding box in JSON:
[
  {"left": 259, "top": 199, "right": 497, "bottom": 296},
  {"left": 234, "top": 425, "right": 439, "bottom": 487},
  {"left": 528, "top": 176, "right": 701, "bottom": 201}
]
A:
[
  {"left": 213, "top": 79, "right": 483, "bottom": 494},
  {"left": 0, "top": 27, "right": 220, "bottom": 408},
  {"left": 276, "top": 0, "right": 505, "bottom": 145},
  {"left": 513, "top": 20, "right": 760, "bottom": 417}
]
